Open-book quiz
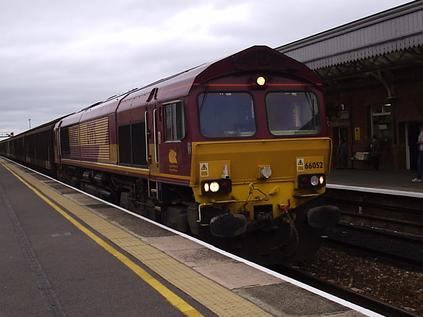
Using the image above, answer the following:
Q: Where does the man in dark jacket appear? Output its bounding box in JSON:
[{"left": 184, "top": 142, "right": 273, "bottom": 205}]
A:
[{"left": 412, "top": 126, "right": 423, "bottom": 183}]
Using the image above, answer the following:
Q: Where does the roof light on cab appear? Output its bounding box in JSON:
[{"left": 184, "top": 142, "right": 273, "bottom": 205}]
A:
[{"left": 256, "top": 76, "right": 266, "bottom": 86}]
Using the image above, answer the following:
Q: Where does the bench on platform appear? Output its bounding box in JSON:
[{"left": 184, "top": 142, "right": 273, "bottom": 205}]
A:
[{"left": 350, "top": 151, "right": 371, "bottom": 169}]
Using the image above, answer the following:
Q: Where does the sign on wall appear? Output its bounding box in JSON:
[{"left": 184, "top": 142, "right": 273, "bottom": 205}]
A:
[{"left": 354, "top": 127, "right": 361, "bottom": 141}]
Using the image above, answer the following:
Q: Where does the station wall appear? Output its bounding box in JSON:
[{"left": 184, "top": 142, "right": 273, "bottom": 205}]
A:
[{"left": 326, "top": 66, "right": 423, "bottom": 170}]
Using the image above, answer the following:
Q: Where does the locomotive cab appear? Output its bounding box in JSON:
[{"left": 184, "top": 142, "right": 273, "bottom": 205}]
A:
[{"left": 185, "top": 73, "right": 339, "bottom": 258}]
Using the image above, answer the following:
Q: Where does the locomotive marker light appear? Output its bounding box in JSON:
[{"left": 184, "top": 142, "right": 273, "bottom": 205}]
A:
[{"left": 256, "top": 76, "right": 266, "bottom": 86}]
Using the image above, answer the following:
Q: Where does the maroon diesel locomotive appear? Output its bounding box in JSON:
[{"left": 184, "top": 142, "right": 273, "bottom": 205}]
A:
[{"left": 0, "top": 46, "right": 339, "bottom": 262}]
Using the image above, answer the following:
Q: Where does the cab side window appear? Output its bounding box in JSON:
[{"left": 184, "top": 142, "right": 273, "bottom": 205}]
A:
[{"left": 164, "top": 101, "right": 185, "bottom": 141}]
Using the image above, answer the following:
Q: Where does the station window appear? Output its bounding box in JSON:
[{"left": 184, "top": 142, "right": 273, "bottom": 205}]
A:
[
  {"left": 164, "top": 102, "right": 185, "bottom": 141},
  {"left": 371, "top": 104, "right": 392, "bottom": 143}
]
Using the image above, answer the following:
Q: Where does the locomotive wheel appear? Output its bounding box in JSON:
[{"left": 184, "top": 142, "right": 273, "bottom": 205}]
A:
[
  {"left": 187, "top": 203, "right": 200, "bottom": 235},
  {"left": 280, "top": 225, "right": 322, "bottom": 264},
  {"left": 164, "top": 205, "right": 188, "bottom": 233},
  {"left": 216, "top": 224, "right": 322, "bottom": 265}
]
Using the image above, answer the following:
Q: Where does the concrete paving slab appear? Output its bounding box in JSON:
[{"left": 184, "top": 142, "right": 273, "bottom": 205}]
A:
[
  {"left": 195, "top": 262, "right": 281, "bottom": 289},
  {"left": 328, "top": 169, "right": 423, "bottom": 193},
  {"left": 48, "top": 183, "right": 75, "bottom": 193},
  {"left": 235, "top": 283, "right": 355, "bottom": 317},
  {"left": 89, "top": 206, "right": 176, "bottom": 237},
  {"left": 63, "top": 192, "right": 99, "bottom": 205},
  {"left": 146, "top": 235, "right": 205, "bottom": 251},
  {"left": 165, "top": 247, "right": 236, "bottom": 267}
]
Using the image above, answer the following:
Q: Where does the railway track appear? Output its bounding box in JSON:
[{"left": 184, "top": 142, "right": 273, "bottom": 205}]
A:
[
  {"left": 339, "top": 209, "right": 423, "bottom": 239},
  {"left": 323, "top": 188, "right": 423, "bottom": 262},
  {"left": 273, "top": 190, "right": 423, "bottom": 316},
  {"left": 271, "top": 229, "right": 423, "bottom": 316},
  {"left": 272, "top": 263, "right": 421, "bottom": 317},
  {"left": 337, "top": 205, "right": 423, "bottom": 239},
  {"left": 327, "top": 224, "right": 423, "bottom": 267},
  {"left": 324, "top": 187, "right": 423, "bottom": 225}
]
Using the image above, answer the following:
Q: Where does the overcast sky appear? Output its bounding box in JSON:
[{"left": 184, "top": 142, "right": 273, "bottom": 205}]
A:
[{"left": 0, "top": 0, "right": 414, "bottom": 135}]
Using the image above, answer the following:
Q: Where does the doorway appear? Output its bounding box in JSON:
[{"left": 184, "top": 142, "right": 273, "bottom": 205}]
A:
[
  {"left": 407, "top": 122, "right": 422, "bottom": 170},
  {"left": 332, "top": 126, "right": 349, "bottom": 168}
]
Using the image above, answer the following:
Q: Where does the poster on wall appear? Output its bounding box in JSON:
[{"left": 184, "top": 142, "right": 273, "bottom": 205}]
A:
[{"left": 354, "top": 127, "right": 361, "bottom": 141}]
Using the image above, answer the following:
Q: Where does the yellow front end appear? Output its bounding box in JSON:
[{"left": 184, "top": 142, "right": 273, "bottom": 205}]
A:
[{"left": 190, "top": 137, "right": 331, "bottom": 221}]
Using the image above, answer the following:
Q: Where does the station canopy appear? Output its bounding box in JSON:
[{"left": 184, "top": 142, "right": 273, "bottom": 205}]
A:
[{"left": 276, "top": 1, "right": 423, "bottom": 80}]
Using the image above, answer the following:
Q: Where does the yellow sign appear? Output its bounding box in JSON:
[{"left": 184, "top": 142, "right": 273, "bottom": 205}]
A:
[
  {"left": 297, "top": 156, "right": 324, "bottom": 173},
  {"left": 296, "top": 158, "right": 305, "bottom": 172},
  {"left": 199, "top": 162, "right": 209, "bottom": 177},
  {"left": 354, "top": 127, "right": 361, "bottom": 141}
]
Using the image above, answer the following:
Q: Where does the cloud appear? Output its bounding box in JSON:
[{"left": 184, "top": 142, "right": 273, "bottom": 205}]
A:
[{"left": 0, "top": 0, "right": 413, "bottom": 134}]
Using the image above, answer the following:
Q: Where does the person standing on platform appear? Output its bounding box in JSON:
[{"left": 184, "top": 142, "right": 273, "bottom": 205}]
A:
[
  {"left": 369, "top": 137, "right": 380, "bottom": 170},
  {"left": 412, "top": 126, "right": 423, "bottom": 183},
  {"left": 335, "top": 138, "right": 347, "bottom": 168}
]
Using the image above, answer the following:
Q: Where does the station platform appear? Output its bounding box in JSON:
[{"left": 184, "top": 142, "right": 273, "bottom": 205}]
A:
[
  {"left": 0, "top": 158, "right": 374, "bottom": 317},
  {"left": 327, "top": 168, "right": 423, "bottom": 194}
]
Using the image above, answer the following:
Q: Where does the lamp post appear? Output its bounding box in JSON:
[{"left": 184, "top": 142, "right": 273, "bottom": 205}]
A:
[{"left": 28, "top": 118, "right": 31, "bottom": 129}]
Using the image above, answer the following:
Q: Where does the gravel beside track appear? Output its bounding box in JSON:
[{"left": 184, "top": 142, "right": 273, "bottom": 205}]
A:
[{"left": 295, "top": 243, "right": 423, "bottom": 316}]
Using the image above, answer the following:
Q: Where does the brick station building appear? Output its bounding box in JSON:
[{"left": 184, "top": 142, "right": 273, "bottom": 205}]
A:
[{"left": 277, "top": 1, "right": 423, "bottom": 170}]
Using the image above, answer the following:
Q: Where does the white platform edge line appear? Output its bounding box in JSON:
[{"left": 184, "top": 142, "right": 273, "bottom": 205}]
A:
[
  {"left": 327, "top": 183, "right": 423, "bottom": 198},
  {"left": 1, "top": 157, "right": 383, "bottom": 317}
]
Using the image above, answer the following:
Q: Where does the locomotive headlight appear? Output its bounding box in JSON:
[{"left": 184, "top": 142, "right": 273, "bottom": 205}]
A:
[
  {"left": 310, "top": 175, "right": 319, "bottom": 186},
  {"left": 297, "top": 174, "right": 325, "bottom": 189},
  {"left": 210, "top": 181, "right": 220, "bottom": 192},
  {"left": 201, "top": 179, "right": 232, "bottom": 195},
  {"left": 256, "top": 76, "right": 266, "bottom": 86}
]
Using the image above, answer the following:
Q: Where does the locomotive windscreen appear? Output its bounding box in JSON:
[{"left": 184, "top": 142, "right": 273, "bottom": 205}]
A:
[
  {"left": 198, "top": 92, "right": 256, "bottom": 138},
  {"left": 266, "top": 92, "right": 320, "bottom": 136}
]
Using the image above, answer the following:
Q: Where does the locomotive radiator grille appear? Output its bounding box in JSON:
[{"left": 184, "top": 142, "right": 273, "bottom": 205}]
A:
[
  {"left": 79, "top": 117, "right": 110, "bottom": 161},
  {"left": 64, "top": 117, "right": 111, "bottom": 162}
]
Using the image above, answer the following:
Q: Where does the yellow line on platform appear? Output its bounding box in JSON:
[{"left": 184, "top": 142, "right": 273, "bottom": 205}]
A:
[
  {"left": 2, "top": 159, "right": 272, "bottom": 316},
  {"left": 0, "top": 161, "right": 203, "bottom": 317}
]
